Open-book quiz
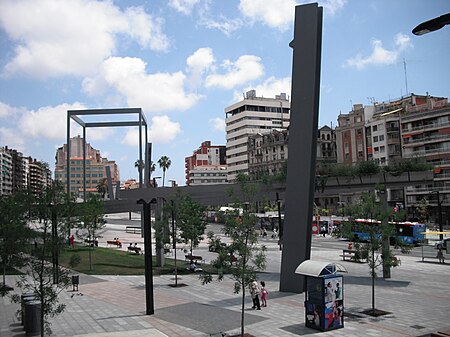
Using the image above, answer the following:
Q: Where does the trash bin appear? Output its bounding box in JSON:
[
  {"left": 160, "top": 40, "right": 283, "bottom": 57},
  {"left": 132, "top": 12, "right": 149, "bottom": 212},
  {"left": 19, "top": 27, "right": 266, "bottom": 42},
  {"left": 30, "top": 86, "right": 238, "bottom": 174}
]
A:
[
  {"left": 444, "top": 238, "right": 450, "bottom": 254},
  {"left": 295, "top": 260, "right": 347, "bottom": 332},
  {"left": 72, "top": 275, "right": 79, "bottom": 291},
  {"left": 21, "top": 293, "right": 37, "bottom": 326},
  {"left": 24, "top": 300, "right": 41, "bottom": 336}
]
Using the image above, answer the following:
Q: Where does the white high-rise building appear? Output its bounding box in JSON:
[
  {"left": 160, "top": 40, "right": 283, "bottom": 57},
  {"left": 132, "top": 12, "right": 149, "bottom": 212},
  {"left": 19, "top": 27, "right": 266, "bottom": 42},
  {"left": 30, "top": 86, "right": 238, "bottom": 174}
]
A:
[{"left": 225, "top": 90, "right": 290, "bottom": 182}]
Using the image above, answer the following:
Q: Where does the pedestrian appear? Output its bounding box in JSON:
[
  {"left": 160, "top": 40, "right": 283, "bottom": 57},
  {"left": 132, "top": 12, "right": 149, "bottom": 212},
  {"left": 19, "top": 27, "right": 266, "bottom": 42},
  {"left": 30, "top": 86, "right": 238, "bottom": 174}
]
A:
[
  {"left": 69, "top": 234, "right": 75, "bottom": 248},
  {"left": 437, "top": 247, "right": 445, "bottom": 264},
  {"left": 249, "top": 280, "right": 261, "bottom": 310},
  {"left": 260, "top": 281, "right": 268, "bottom": 307}
]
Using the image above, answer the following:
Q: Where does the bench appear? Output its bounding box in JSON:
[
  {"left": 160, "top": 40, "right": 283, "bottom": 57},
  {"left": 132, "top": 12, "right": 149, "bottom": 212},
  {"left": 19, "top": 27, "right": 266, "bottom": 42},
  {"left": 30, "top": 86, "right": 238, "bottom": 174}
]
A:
[
  {"left": 185, "top": 254, "right": 205, "bottom": 265},
  {"left": 107, "top": 240, "right": 122, "bottom": 248},
  {"left": 340, "top": 249, "right": 356, "bottom": 261},
  {"left": 126, "top": 226, "right": 141, "bottom": 234},
  {"left": 127, "top": 246, "right": 142, "bottom": 255},
  {"left": 84, "top": 239, "right": 98, "bottom": 247}
]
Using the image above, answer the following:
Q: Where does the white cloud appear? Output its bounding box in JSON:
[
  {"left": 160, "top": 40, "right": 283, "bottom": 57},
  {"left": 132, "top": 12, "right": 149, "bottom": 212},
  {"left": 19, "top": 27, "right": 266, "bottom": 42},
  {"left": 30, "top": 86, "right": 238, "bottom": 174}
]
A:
[
  {"left": 19, "top": 102, "right": 87, "bottom": 140},
  {"left": 168, "top": 0, "right": 200, "bottom": 15},
  {"left": 321, "top": 0, "right": 347, "bottom": 16},
  {"left": 344, "top": 33, "right": 412, "bottom": 70},
  {"left": 238, "top": 0, "right": 296, "bottom": 30},
  {"left": 0, "top": 127, "right": 26, "bottom": 151},
  {"left": 186, "top": 47, "right": 215, "bottom": 87},
  {"left": 83, "top": 56, "right": 201, "bottom": 112},
  {"left": 121, "top": 115, "right": 181, "bottom": 145},
  {"left": 209, "top": 117, "right": 226, "bottom": 132},
  {"left": 233, "top": 76, "right": 291, "bottom": 101},
  {"left": 0, "top": 0, "right": 169, "bottom": 79},
  {"left": 205, "top": 55, "right": 264, "bottom": 89},
  {"left": 199, "top": 15, "right": 243, "bottom": 36},
  {"left": 0, "top": 101, "right": 18, "bottom": 118}
]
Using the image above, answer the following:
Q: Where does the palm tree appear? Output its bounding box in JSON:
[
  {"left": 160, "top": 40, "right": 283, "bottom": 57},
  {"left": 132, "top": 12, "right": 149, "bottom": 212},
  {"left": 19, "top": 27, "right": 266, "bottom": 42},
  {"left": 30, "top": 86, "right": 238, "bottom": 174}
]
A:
[
  {"left": 158, "top": 156, "right": 171, "bottom": 187},
  {"left": 96, "top": 178, "right": 108, "bottom": 199},
  {"left": 134, "top": 159, "right": 145, "bottom": 185}
]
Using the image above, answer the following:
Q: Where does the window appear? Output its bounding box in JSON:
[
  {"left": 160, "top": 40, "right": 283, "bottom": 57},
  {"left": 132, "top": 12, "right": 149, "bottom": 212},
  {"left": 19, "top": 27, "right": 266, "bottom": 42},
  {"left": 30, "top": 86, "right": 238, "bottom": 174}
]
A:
[
  {"left": 380, "top": 146, "right": 385, "bottom": 153},
  {"left": 374, "top": 147, "right": 379, "bottom": 153},
  {"left": 379, "top": 135, "right": 385, "bottom": 141},
  {"left": 373, "top": 136, "right": 378, "bottom": 142},
  {"left": 373, "top": 125, "right": 378, "bottom": 132}
]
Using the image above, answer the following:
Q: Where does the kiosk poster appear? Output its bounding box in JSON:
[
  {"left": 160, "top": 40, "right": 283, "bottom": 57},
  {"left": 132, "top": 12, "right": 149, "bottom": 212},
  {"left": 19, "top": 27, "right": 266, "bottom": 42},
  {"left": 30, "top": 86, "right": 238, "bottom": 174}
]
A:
[
  {"left": 323, "top": 276, "right": 343, "bottom": 330},
  {"left": 305, "top": 302, "right": 323, "bottom": 330}
]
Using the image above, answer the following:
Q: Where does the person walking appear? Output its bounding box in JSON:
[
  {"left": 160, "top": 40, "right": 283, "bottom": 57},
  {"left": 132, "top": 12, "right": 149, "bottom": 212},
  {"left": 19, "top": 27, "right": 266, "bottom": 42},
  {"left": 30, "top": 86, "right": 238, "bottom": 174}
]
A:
[
  {"left": 260, "top": 281, "right": 268, "bottom": 307},
  {"left": 249, "top": 280, "right": 261, "bottom": 310}
]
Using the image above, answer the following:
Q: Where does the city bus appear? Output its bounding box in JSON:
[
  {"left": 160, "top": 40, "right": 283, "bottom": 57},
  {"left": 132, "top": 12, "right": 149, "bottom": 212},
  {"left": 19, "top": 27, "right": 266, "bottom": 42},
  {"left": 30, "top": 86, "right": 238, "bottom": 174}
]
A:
[{"left": 345, "top": 218, "right": 426, "bottom": 245}]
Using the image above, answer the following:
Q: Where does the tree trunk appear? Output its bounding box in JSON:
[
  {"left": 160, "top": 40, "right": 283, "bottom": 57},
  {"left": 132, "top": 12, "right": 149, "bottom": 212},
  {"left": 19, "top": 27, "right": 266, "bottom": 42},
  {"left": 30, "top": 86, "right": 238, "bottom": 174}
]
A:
[
  {"left": 371, "top": 247, "right": 375, "bottom": 315},
  {"left": 382, "top": 236, "right": 391, "bottom": 279}
]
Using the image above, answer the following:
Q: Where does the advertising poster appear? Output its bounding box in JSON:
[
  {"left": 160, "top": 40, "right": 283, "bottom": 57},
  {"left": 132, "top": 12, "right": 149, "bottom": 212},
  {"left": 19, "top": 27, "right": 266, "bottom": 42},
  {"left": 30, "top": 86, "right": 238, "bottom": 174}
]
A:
[{"left": 305, "top": 302, "right": 323, "bottom": 330}]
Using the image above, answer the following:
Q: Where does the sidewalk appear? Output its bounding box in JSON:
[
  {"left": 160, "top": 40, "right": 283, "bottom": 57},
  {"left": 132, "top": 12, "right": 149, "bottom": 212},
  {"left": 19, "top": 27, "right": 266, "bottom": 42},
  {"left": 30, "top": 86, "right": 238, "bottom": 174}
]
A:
[{"left": 1, "top": 231, "right": 450, "bottom": 336}]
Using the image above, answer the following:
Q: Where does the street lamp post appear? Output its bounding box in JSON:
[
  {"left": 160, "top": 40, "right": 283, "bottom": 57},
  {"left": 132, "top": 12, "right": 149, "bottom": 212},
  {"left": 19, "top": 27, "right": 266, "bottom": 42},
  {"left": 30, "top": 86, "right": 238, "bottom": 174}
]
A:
[
  {"left": 152, "top": 176, "right": 161, "bottom": 188},
  {"left": 137, "top": 198, "right": 156, "bottom": 315},
  {"left": 171, "top": 200, "right": 178, "bottom": 287},
  {"left": 412, "top": 13, "right": 450, "bottom": 35},
  {"left": 430, "top": 191, "right": 444, "bottom": 241},
  {"left": 276, "top": 192, "right": 283, "bottom": 250}
]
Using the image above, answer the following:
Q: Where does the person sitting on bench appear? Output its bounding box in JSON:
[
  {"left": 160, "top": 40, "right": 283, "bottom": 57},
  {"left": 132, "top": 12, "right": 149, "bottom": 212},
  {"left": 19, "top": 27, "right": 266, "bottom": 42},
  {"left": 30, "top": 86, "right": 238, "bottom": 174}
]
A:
[{"left": 190, "top": 261, "right": 202, "bottom": 272}]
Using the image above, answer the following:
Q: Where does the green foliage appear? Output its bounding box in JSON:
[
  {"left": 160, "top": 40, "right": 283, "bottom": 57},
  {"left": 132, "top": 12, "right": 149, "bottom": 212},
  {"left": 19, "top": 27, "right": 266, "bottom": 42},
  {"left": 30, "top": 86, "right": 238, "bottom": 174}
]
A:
[
  {"left": 355, "top": 160, "right": 380, "bottom": 175},
  {"left": 11, "top": 182, "right": 73, "bottom": 336},
  {"left": 69, "top": 254, "right": 81, "bottom": 269},
  {"left": 383, "top": 157, "right": 433, "bottom": 175},
  {"left": 200, "top": 179, "right": 267, "bottom": 337},
  {"left": 168, "top": 191, "right": 207, "bottom": 254},
  {"left": 0, "top": 191, "right": 34, "bottom": 292}
]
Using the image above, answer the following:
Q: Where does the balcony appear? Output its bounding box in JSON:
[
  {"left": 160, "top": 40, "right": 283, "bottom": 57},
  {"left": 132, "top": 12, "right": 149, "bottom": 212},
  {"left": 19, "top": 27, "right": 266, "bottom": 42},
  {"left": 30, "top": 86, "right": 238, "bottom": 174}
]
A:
[
  {"left": 403, "top": 147, "right": 450, "bottom": 158},
  {"left": 402, "top": 120, "right": 450, "bottom": 134},
  {"left": 403, "top": 133, "right": 450, "bottom": 146}
]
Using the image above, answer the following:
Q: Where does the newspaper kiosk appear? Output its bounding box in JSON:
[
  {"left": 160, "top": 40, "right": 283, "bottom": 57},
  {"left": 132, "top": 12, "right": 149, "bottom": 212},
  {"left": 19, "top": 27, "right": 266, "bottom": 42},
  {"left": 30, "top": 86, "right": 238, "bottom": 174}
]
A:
[{"left": 295, "top": 260, "right": 347, "bottom": 332}]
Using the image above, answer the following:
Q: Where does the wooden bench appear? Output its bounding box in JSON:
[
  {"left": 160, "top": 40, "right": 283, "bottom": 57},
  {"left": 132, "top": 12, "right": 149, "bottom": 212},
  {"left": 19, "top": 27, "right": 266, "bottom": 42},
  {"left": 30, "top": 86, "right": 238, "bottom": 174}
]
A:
[
  {"left": 107, "top": 240, "right": 122, "bottom": 248},
  {"left": 340, "top": 249, "right": 356, "bottom": 261},
  {"left": 185, "top": 254, "right": 205, "bottom": 265},
  {"left": 126, "top": 226, "right": 141, "bottom": 234},
  {"left": 127, "top": 246, "right": 142, "bottom": 254}
]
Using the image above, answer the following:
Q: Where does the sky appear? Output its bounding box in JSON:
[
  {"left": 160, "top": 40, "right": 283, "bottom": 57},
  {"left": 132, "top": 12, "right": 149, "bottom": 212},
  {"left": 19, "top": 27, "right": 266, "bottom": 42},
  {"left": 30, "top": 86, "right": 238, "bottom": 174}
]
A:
[{"left": 0, "top": 0, "right": 449, "bottom": 186}]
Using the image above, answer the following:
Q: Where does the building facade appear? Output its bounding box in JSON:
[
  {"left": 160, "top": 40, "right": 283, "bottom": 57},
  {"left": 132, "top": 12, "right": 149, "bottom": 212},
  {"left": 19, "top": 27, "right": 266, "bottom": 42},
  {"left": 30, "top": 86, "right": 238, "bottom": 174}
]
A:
[
  {"left": 225, "top": 90, "right": 290, "bottom": 182},
  {"left": 316, "top": 125, "right": 337, "bottom": 166},
  {"left": 185, "top": 141, "right": 227, "bottom": 185},
  {"left": 1, "top": 146, "right": 51, "bottom": 196},
  {"left": 335, "top": 104, "right": 372, "bottom": 165},
  {"left": 55, "top": 136, "right": 119, "bottom": 195},
  {"left": 247, "top": 129, "right": 288, "bottom": 179}
]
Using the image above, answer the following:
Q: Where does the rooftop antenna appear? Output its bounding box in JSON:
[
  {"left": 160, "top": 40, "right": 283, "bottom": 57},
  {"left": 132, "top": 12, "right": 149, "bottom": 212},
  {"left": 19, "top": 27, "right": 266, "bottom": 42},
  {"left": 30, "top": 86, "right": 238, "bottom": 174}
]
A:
[{"left": 403, "top": 58, "right": 409, "bottom": 96}]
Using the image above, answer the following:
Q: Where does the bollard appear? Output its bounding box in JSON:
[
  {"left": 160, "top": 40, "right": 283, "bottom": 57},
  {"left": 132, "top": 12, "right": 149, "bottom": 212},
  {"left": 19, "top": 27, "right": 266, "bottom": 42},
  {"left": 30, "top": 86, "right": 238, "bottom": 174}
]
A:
[{"left": 21, "top": 293, "right": 37, "bottom": 326}]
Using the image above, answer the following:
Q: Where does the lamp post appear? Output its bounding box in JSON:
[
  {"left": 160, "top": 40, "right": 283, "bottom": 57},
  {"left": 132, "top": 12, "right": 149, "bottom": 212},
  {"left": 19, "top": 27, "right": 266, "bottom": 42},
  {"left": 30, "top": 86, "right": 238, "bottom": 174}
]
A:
[
  {"left": 137, "top": 198, "right": 157, "bottom": 315},
  {"left": 171, "top": 200, "right": 178, "bottom": 287},
  {"left": 152, "top": 176, "right": 161, "bottom": 188},
  {"left": 276, "top": 192, "right": 283, "bottom": 250},
  {"left": 430, "top": 191, "right": 443, "bottom": 240},
  {"left": 50, "top": 204, "right": 59, "bottom": 284},
  {"left": 412, "top": 13, "right": 450, "bottom": 35}
]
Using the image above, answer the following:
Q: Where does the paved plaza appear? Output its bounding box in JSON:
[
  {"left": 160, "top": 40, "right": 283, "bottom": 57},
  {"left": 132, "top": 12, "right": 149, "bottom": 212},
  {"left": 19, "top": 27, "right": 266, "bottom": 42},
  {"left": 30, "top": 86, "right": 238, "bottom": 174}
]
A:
[{"left": 1, "top": 213, "right": 449, "bottom": 337}]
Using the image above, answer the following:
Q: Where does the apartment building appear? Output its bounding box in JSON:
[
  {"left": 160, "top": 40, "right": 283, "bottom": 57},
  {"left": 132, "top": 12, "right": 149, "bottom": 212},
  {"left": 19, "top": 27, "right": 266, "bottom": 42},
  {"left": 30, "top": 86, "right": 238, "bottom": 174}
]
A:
[
  {"left": 185, "top": 141, "right": 227, "bottom": 185},
  {"left": 335, "top": 104, "right": 373, "bottom": 165},
  {"left": 0, "top": 147, "right": 13, "bottom": 195},
  {"left": 55, "top": 136, "right": 119, "bottom": 195},
  {"left": 1, "top": 146, "right": 52, "bottom": 196},
  {"left": 317, "top": 125, "right": 337, "bottom": 166},
  {"left": 225, "top": 90, "right": 290, "bottom": 182},
  {"left": 248, "top": 129, "right": 288, "bottom": 178},
  {"left": 400, "top": 94, "right": 450, "bottom": 221}
]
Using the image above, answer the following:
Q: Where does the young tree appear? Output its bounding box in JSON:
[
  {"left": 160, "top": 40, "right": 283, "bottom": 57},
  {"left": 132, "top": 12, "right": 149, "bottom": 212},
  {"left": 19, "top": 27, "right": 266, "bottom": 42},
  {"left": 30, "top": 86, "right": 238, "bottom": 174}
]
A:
[
  {"left": 201, "top": 177, "right": 266, "bottom": 337},
  {"left": 172, "top": 192, "right": 207, "bottom": 256},
  {"left": 0, "top": 191, "right": 34, "bottom": 293},
  {"left": 344, "top": 190, "right": 400, "bottom": 316},
  {"left": 76, "top": 194, "right": 105, "bottom": 271},
  {"left": 157, "top": 156, "right": 171, "bottom": 187},
  {"left": 12, "top": 182, "right": 72, "bottom": 336}
]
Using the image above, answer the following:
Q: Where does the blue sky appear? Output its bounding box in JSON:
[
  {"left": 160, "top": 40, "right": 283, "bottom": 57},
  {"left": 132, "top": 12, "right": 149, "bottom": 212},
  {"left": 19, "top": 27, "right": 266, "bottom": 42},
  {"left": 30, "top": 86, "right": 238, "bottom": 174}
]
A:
[{"left": 0, "top": 0, "right": 449, "bottom": 186}]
